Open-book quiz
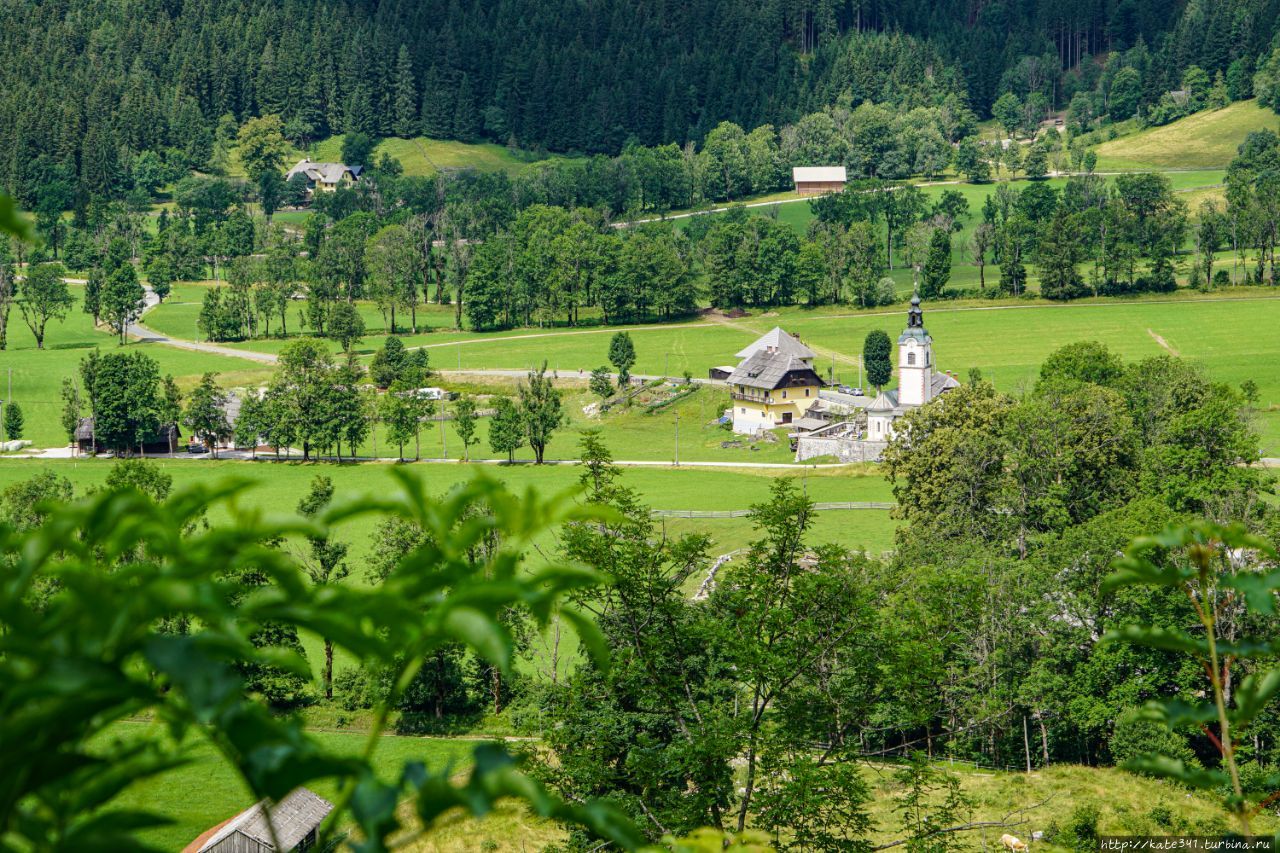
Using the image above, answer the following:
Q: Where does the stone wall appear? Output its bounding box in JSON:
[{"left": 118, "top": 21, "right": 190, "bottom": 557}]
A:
[{"left": 794, "top": 437, "right": 889, "bottom": 463}]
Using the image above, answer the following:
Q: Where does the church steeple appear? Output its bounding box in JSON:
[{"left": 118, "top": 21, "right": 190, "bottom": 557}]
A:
[
  {"left": 896, "top": 290, "right": 934, "bottom": 407},
  {"left": 907, "top": 292, "right": 925, "bottom": 331}
]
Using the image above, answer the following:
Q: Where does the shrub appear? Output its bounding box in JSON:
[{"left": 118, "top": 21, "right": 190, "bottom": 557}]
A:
[
  {"left": 333, "top": 667, "right": 372, "bottom": 711},
  {"left": 1110, "top": 706, "right": 1197, "bottom": 770},
  {"left": 1064, "top": 804, "right": 1101, "bottom": 851}
]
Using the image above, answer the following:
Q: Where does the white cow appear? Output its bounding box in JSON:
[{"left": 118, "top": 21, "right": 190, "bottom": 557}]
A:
[{"left": 1000, "top": 834, "right": 1029, "bottom": 853}]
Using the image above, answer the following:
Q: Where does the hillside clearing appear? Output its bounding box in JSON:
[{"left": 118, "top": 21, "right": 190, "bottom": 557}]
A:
[{"left": 1093, "top": 100, "right": 1278, "bottom": 171}]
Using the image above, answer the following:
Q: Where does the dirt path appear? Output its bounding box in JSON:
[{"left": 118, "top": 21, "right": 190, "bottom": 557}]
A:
[
  {"left": 1146, "top": 328, "right": 1181, "bottom": 356},
  {"left": 128, "top": 286, "right": 279, "bottom": 364}
]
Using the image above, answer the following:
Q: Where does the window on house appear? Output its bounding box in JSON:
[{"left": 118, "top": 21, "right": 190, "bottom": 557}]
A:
[
  {"left": 907, "top": 353, "right": 916, "bottom": 366},
  {"left": 782, "top": 390, "right": 787, "bottom": 398},
  {"left": 805, "top": 389, "right": 810, "bottom": 396}
]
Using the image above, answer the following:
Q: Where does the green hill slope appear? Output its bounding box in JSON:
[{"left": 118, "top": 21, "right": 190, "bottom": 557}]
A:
[
  {"left": 1094, "top": 100, "right": 1278, "bottom": 170},
  {"left": 231, "top": 134, "right": 575, "bottom": 180}
]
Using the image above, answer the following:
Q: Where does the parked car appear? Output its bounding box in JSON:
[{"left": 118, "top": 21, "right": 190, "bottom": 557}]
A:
[{"left": 187, "top": 441, "right": 207, "bottom": 454}]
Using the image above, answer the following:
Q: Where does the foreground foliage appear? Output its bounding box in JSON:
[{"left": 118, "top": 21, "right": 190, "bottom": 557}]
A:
[{"left": 0, "top": 471, "right": 646, "bottom": 851}]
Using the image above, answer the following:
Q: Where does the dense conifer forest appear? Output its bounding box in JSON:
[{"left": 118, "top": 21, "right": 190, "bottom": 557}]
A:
[{"left": 3, "top": 0, "right": 1280, "bottom": 204}]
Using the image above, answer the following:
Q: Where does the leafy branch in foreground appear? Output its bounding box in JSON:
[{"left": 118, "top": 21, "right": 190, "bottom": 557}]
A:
[
  {"left": 1102, "top": 522, "right": 1280, "bottom": 834},
  {"left": 0, "top": 470, "right": 644, "bottom": 852}
]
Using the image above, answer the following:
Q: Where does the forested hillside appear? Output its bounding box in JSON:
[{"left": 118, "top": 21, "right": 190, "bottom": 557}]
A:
[{"left": 5, "top": 0, "right": 1280, "bottom": 207}]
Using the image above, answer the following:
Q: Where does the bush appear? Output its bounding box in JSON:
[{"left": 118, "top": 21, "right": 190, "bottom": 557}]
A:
[
  {"left": 1064, "top": 804, "right": 1100, "bottom": 851},
  {"left": 1213, "top": 269, "right": 1231, "bottom": 287},
  {"left": 1110, "top": 706, "right": 1197, "bottom": 770},
  {"left": 332, "top": 667, "right": 372, "bottom": 711}
]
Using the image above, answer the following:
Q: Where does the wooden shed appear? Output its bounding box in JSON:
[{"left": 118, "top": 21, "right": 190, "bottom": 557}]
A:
[
  {"left": 185, "top": 787, "right": 333, "bottom": 853},
  {"left": 792, "top": 166, "right": 847, "bottom": 195},
  {"left": 74, "top": 417, "right": 180, "bottom": 455}
]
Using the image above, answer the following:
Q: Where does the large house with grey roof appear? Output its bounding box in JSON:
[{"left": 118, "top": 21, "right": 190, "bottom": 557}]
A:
[
  {"left": 727, "top": 327, "right": 826, "bottom": 434},
  {"left": 285, "top": 158, "right": 362, "bottom": 196}
]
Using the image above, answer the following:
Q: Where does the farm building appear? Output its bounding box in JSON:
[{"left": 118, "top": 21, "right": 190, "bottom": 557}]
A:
[
  {"left": 727, "top": 327, "right": 825, "bottom": 434},
  {"left": 792, "top": 166, "right": 846, "bottom": 195},
  {"left": 285, "top": 158, "right": 362, "bottom": 195},
  {"left": 74, "top": 418, "right": 180, "bottom": 455},
  {"left": 185, "top": 787, "right": 333, "bottom": 853}
]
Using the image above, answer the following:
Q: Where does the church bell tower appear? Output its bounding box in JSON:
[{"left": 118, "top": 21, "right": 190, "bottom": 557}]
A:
[{"left": 897, "top": 293, "right": 934, "bottom": 407}]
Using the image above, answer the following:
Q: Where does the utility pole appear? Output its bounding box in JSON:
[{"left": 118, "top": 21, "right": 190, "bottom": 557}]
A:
[
  {"left": 674, "top": 412, "right": 679, "bottom": 467},
  {"left": 440, "top": 406, "right": 448, "bottom": 459}
]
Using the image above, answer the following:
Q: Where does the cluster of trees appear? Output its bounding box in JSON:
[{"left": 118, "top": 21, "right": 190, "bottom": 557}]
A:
[
  {"left": 1, "top": 465, "right": 655, "bottom": 850},
  {"left": 1221, "top": 129, "right": 1280, "bottom": 287},
  {"left": 466, "top": 206, "right": 698, "bottom": 329},
  {"left": 529, "top": 340, "right": 1278, "bottom": 846}
]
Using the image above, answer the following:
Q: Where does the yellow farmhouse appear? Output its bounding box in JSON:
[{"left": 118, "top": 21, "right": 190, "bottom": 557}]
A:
[{"left": 727, "top": 327, "right": 826, "bottom": 434}]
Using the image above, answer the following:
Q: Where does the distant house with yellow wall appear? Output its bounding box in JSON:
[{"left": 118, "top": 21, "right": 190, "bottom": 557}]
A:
[
  {"left": 727, "top": 327, "right": 825, "bottom": 434},
  {"left": 285, "top": 158, "right": 362, "bottom": 195}
]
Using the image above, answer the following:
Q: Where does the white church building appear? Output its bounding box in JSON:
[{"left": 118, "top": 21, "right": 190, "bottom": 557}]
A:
[
  {"left": 866, "top": 293, "right": 960, "bottom": 441},
  {"left": 794, "top": 293, "right": 959, "bottom": 463}
]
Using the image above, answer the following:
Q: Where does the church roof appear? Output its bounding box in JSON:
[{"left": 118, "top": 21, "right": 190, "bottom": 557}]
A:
[
  {"left": 727, "top": 350, "right": 823, "bottom": 391},
  {"left": 867, "top": 390, "right": 900, "bottom": 413},
  {"left": 931, "top": 372, "right": 961, "bottom": 396},
  {"left": 734, "top": 327, "right": 816, "bottom": 362}
]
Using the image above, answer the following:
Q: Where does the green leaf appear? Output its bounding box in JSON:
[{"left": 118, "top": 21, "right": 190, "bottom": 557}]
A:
[
  {"left": 1102, "top": 624, "right": 1206, "bottom": 655},
  {"left": 442, "top": 607, "right": 511, "bottom": 671},
  {"left": 1223, "top": 570, "right": 1280, "bottom": 615},
  {"left": 1233, "top": 669, "right": 1280, "bottom": 728},
  {"left": 1135, "top": 698, "right": 1218, "bottom": 729},
  {"left": 559, "top": 606, "right": 611, "bottom": 674},
  {"left": 0, "top": 195, "right": 34, "bottom": 242},
  {"left": 1122, "top": 755, "right": 1228, "bottom": 790}
]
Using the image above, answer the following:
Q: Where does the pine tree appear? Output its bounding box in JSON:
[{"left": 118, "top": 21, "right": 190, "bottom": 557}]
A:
[
  {"left": 392, "top": 45, "right": 418, "bottom": 138},
  {"left": 453, "top": 74, "right": 480, "bottom": 142}
]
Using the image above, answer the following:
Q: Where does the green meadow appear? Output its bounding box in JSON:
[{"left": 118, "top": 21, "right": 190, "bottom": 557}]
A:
[
  {"left": 100, "top": 721, "right": 478, "bottom": 851},
  {"left": 0, "top": 288, "right": 276, "bottom": 449},
  {"left": 147, "top": 294, "right": 1280, "bottom": 453},
  {"left": 1092, "top": 99, "right": 1279, "bottom": 171}
]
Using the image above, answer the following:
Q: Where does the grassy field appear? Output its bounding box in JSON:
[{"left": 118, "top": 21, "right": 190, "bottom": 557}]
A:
[
  {"left": 0, "top": 457, "right": 900, "bottom": 680},
  {"left": 103, "top": 714, "right": 1261, "bottom": 853},
  {"left": 229, "top": 133, "right": 578, "bottom": 180},
  {"left": 1093, "top": 99, "right": 1278, "bottom": 171},
  {"left": 137, "top": 283, "right": 1280, "bottom": 454},
  {"left": 101, "top": 720, "right": 479, "bottom": 850},
  {"left": 1, "top": 287, "right": 276, "bottom": 449}
]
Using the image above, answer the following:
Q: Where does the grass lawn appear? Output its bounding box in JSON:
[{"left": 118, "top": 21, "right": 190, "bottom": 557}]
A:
[
  {"left": 138, "top": 283, "right": 1280, "bottom": 454},
  {"left": 860, "top": 761, "right": 1269, "bottom": 847},
  {"left": 226, "top": 132, "right": 580, "bottom": 182},
  {"left": 100, "top": 720, "right": 479, "bottom": 851},
  {"left": 1, "top": 287, "right": 276, "bottom": 448},
  {"left": 1092, "top": 100, "right": 1278, "bottom": 171},
  {"left": 0, "top": 458, "right": 899, "bottom": 680}
]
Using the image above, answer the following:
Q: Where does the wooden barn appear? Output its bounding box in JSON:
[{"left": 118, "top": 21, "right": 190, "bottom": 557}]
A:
[
  {"left": 792, "top": 166, "right": 847, "bottom": 195},
  {"left": 74, "top": 418, "right": 180, "bottom": 455},
  {"left": 185, "top": 787, "right": 333, "bottom": 853}
]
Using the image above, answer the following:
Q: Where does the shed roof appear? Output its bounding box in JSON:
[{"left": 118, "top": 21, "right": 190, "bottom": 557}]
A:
[
  {"left": 74, "top": 417, "right": 179, "bottom": 444},
  {"left": 197, "top": 787, "right": 333, "bottom": 852},
  {"left": 792, "top": 166, "right": 847, "bottom": 183},
  {"left": 734, "top": 327, "right": 816, "bottom": 362}
]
